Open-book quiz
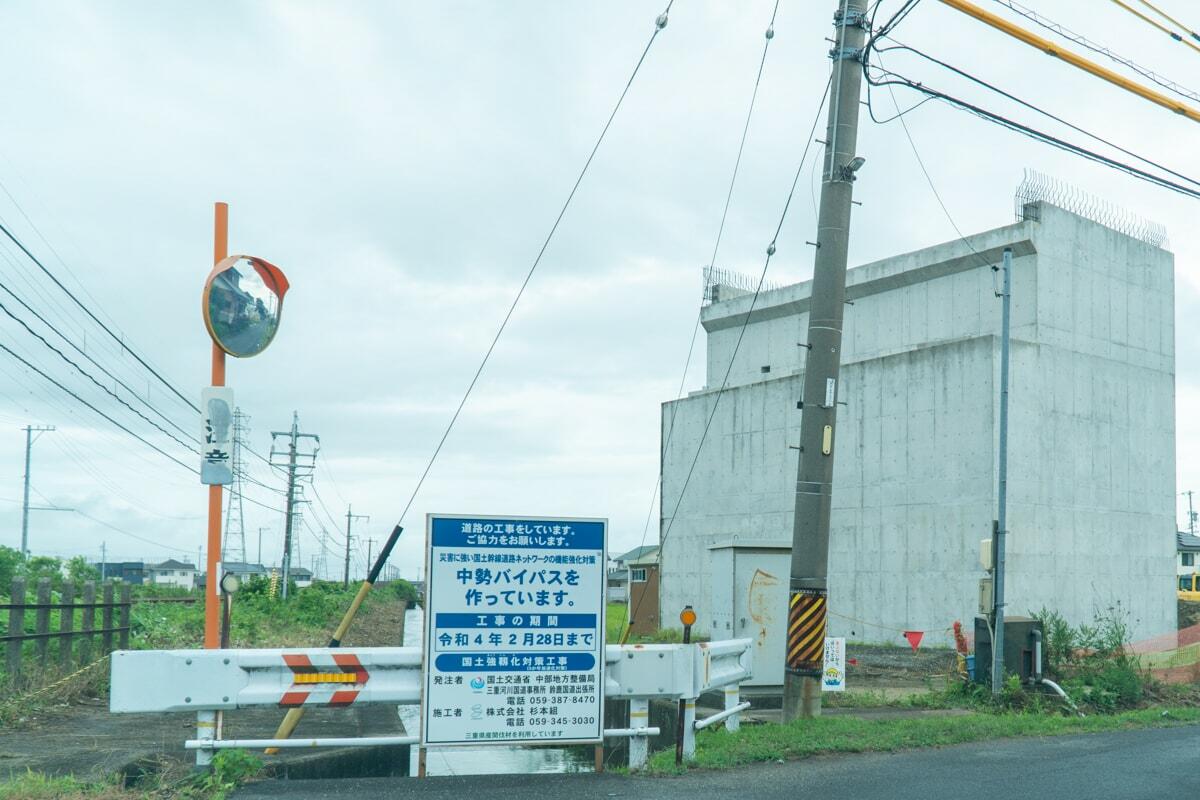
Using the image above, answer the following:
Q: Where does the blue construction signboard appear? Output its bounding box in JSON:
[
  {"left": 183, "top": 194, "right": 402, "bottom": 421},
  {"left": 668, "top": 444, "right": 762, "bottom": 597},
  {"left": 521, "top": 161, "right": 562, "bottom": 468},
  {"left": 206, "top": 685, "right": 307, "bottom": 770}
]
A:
[{"left": 421, "top": 514, "right": 607, "bottom": 746}]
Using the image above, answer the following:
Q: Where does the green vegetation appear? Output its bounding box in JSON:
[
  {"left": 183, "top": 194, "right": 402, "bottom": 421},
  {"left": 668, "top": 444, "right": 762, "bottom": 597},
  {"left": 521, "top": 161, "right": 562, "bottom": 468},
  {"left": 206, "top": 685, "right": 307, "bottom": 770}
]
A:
[
  {"left": 605, "top": 602, "right": 704, "bottom": 644},
  {"left": 1026, "top": 606, "right": 1145, "bottom": 713},
  {"left": 606, "top": 602, "right": 627, "bottom": 642},
  {"left": 0, "top": 749, "right": 264, "bottom": 799},
  {"left": 645, "top": 707, "right": 1200, "bottom": 773},
  {"left": 1, "top": 572, "right": 417, "bottom": 725},
  {"left": 650, "top": 606, "right": 1200, "bottom": 773}
]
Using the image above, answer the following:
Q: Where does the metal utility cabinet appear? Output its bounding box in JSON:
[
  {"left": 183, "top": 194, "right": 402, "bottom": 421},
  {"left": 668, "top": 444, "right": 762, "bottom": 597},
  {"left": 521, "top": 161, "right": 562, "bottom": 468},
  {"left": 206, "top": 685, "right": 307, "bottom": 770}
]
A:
[
  {"left": 707, "top": 542, "right": 790, "bottom": 690},
  {"left": 974, "top": 615, "right": 1044, "bottom": 684}
]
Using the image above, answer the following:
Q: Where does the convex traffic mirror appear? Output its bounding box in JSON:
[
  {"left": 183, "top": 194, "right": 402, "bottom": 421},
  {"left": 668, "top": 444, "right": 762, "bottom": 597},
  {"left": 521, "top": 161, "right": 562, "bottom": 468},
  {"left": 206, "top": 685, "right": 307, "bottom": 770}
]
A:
[{"left": 202, "top": 255, "right": 289, "bottom": 358}]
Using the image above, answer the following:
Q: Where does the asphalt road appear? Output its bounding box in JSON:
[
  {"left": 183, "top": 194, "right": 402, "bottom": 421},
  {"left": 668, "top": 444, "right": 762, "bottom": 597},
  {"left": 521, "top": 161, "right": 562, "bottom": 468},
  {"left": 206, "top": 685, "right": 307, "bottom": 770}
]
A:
[{"left": 234, "top": 723, "right": 1200, "bottom": 799}]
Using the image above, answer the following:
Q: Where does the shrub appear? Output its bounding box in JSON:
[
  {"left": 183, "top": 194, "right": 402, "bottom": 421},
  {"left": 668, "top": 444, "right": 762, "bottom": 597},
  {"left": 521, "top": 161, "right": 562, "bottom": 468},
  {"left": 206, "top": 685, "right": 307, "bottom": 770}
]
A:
[{"left": 1031, "top": 605, "right": 1145, "bottom": 714}]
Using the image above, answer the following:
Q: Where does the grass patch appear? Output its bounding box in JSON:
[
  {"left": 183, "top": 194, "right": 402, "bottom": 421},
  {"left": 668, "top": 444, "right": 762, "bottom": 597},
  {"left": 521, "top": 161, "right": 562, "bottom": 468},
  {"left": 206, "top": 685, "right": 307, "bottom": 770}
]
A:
[
  {"left": 0, "top": 749, "right": 263, "bottom": 799},
  {"left": 605, "top": 602, "right": 706, "bottom": 644},
  {"left": 606, "top": 603, "right": 628, "bottom": 642},
  {"left": 645, "top": 707, "right": 1200, "bottom": 772},
  {"left": 0, "top": 773, "right": 128, "bottom": 800}
]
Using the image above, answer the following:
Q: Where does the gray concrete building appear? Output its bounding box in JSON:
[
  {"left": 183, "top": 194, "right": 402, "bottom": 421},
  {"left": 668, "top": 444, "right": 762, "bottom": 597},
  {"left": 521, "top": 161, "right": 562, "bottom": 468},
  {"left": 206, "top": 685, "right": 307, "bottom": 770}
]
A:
[{"left": 659, "top": 201, "right": 1177, "bottom": 671}]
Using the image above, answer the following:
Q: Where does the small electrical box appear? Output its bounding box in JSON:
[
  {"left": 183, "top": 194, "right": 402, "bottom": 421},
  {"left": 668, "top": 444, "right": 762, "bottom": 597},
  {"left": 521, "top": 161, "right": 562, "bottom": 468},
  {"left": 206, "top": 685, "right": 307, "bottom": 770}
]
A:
[
  {"left": 980, "top": 538, "right": 993, "bottom": 571},
  {"left": 978, "top": 577, "right": 993, "bottom": 615},
  {"left": 973, "top": 615, "right": 1043, "bottom": 684}
]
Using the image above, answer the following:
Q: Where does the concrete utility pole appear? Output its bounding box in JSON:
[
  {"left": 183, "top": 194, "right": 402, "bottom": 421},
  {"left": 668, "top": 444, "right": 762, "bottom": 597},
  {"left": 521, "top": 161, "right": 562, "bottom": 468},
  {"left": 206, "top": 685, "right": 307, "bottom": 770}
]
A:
[
  {"left": 992, "top": 247, "right": 1013, "bottom": 697},
  {"left": 783, "top": 0, "right": 869, "bottom": 722},
  {"left": 344, "top": 505, "right": 368, "bottom": 588},
  {"left": 270, "top": 412, "right": 318, "bottom": 599},
  {"left": 20, "top": 424, "right": 55, "bottom": 556}
]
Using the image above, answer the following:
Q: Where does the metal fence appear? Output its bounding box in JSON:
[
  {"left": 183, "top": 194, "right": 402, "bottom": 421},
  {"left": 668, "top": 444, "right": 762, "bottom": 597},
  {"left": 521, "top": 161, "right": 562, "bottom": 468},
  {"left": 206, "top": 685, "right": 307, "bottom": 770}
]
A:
[
  {"left": 2, "top": 577, "right": 132, "bottom": 685},
  {"left": 111, "top": 638, "right": 755, "bottom": 770}
]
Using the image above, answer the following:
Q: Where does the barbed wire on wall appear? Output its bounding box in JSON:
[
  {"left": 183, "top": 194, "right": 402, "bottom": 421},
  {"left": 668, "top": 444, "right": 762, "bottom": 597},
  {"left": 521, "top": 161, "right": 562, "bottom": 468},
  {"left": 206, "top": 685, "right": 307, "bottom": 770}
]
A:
[
  {"left": 1014, "top": 169, "right": 1170, "bottom": 249},
  {"left": 702, "top": 265, "right": 783, "bottom": 306}
]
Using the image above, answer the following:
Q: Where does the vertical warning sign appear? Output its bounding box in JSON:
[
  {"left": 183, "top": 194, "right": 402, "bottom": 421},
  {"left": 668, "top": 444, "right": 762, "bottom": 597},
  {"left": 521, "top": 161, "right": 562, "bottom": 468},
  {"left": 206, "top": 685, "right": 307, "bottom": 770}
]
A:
[
  {"left": 821, "top": 637, "right": 845, "bottom": 692},
  {"left": 786, "top": 588, "right": 827, "bottom": 675}
]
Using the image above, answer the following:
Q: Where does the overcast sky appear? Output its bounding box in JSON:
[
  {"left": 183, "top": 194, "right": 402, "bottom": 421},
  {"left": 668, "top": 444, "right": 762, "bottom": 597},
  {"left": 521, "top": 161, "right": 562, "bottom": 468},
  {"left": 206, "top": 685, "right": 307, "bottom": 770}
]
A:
[{"left": 0, "top": 0, "right": 1196, "bottom": 579}]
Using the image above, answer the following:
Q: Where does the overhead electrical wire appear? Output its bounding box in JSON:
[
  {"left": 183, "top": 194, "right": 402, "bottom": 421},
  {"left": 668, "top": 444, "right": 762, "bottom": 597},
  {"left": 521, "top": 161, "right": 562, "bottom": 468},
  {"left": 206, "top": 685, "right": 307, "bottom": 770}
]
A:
[
  {"left": 0, "top": 167, "right": 131, "bottom": 342},
  {"left": 863, "top": 64, "right": 1200, "bottom": 201},
  {"left": 872, "top": 41, "right": 1200, "bottom": 191},
  {"left": 0, "top": 295, "right": 200, "bottom": 454},
  {"left": 0, "top": 218, "right": 201, "bottom": 413},
  {"left": 629, "top": 0, "right": 783, "bottom": 588},
  {"left": 0, "top": 339, "right": 199, "bottom": 474},
  {"left": 868, "top": 51, "right": 993, "bottom": 271},
  {"left": 392, "top": 1, "right": 675, "bottom": 529},
  {"left": 73, "top": 508, "right": 195, "bottom": 554},
  {"left": 1109, "top": 0, "right": 1200, "bottom": 53},
  {"left": 1136, "top": 0, "right": 1200, "bottom": 43},
  {"left": 990, "top": 0, "right": 1200, "bottom": 104},
  {"left": 629, "top": 75, "right": 833, "bottom": 629}
]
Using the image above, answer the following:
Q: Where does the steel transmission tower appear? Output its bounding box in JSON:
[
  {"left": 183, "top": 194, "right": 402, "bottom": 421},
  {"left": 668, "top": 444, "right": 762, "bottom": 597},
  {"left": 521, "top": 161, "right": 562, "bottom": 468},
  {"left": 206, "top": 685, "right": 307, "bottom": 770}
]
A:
[
  {"left": 270, "top": 412, "right": 319, "bottom": 599},
  {"left": 222, "top": 409, "right": 249, "bottom": 563}
]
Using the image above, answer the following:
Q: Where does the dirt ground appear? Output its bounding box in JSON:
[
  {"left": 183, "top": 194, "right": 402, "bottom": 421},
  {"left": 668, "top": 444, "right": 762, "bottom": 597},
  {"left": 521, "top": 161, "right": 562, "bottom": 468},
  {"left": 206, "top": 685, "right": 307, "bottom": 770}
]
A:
[
  {"left": 0, "top": 598, "right": 411, "bottom": 782},
  {"left": 1180, "top": 601, "right": 1200, "bottom": 630},
  {"left": 845, "top": 644, "right": 958, "bottom": 689}
]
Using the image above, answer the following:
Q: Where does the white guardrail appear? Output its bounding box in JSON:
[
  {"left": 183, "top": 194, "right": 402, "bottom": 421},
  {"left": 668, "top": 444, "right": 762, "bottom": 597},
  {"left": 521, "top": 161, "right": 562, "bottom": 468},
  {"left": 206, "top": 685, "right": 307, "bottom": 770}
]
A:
[{"left": 110, "top": 638, "right": 753, "bottom": 770}]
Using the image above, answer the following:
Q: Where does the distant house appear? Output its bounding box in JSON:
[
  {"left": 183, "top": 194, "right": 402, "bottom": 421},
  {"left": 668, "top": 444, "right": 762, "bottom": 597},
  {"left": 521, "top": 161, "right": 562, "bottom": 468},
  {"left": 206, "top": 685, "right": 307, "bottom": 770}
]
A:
[
  {"left": 290, "top": 567, "right": 314, "bottom": 588},
  {"left": 608, "top": 545, "right": 659, "bottom": 609},
  {"left": 223, "top": 562, "right": 269, "bottom": 579},
  {"left": 1178, "top": 532, "right": 1200, "bottom": 576},
  {"left": 146, "top": 559, "right": 198, "bottom": 590},
  {"left": 91, "top": 562, "right": 146, "bottom": 584},
  {"left": 627, "top": 548, "right": 661, "bottom": 636}
]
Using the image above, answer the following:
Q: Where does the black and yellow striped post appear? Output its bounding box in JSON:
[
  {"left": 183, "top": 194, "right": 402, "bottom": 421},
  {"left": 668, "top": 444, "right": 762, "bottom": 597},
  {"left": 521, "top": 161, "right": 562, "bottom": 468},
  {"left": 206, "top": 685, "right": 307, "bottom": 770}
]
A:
[{"left": 786, "top": 588, "right": 826, "bottom": 675}]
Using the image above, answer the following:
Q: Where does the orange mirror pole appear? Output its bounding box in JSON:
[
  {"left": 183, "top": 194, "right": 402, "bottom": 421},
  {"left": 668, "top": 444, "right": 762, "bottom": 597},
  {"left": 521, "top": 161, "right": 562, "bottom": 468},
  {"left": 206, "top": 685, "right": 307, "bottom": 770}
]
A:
[{"left": 204, "top": 202, "right": 228, "bottom": 650}]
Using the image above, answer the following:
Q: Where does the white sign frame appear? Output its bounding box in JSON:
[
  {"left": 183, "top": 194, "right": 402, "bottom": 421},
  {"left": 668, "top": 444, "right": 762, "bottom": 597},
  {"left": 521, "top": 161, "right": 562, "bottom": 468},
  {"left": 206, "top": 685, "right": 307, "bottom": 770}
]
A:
[{"left": 421, "top": 513, "right": 607, "bottom": 747}]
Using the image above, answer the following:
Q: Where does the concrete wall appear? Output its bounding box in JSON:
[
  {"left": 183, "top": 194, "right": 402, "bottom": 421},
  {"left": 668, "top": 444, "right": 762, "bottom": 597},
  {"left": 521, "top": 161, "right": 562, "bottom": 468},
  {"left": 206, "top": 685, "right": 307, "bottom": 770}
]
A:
[{"left": 660, "top": 203, "right": 1177, "bottom": 644}]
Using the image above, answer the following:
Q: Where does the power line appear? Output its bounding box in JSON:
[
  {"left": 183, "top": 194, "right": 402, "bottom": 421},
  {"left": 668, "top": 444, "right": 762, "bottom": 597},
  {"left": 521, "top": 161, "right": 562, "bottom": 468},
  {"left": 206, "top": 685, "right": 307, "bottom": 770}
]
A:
[
  {"left": 629, "top": 0, "right": 789, "bottom": 593},
  {"left": 0, "top": 265, "right": 196, "bottom": 444},
  {"left": 0, "top": 340, "right": 199, "bottom": 474},
  {"left": 871, "top": 40, "right": 1200, "bottom": 190},
  {"left": 73, "top": 508, "right": 195, "bottom": 554},
  {"left": 990, "top": 0, "right": 1200, "bottom": 104},
  {"left": 1136, "top": 0, "right": 1200, "bottom": 42},
  {"left": 630, "top": 75, "right": 832, "bottom": 630},
  {"left": 1108, "top": 0, "right": 1200, "bottom": 54},
  {"left": 0, "top": 294, "right": 200, "bottom": 454},
  {"left": 864, "top": 66, "right": 1200, "bottom": 201},
  {"left": 0, "top": 218, "right": 200, "bottom": 413},
  {"left": 392, "top": 2, "right": 675, "bottom": 529},
  {"left": 0, "top": 166, "right": 130, "bottom": 341},
  {"left": 867, "top": 50, "right": 993, "bottom": 272}
]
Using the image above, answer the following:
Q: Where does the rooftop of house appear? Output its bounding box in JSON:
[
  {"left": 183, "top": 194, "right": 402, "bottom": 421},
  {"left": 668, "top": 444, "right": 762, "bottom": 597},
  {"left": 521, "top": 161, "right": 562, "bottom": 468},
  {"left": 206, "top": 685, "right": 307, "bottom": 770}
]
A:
[
  {"left": 1178, "top": 532, "right": 1200, "bottom": 552},
  {"left": 613, "top": 545, "right": 657, "bottom": 563},
  {"left": 148, "top": 559, "right": 196, "bottom": 571}
]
